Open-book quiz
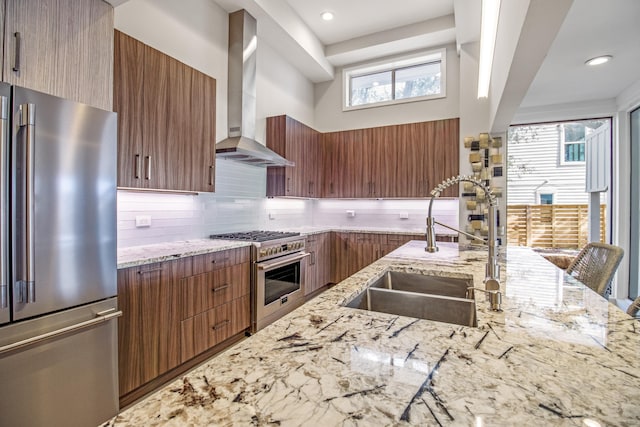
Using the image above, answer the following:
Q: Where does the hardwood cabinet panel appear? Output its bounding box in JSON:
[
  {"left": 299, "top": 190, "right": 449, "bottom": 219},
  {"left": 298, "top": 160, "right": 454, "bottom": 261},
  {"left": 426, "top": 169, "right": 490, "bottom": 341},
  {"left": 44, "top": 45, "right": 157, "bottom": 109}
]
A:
[
  {"left": 117, "top": 261, "right": 180, "bottom": 396},
  {"left": 180, "top": 298, "right": 245, "bottom": 363},
  {"left": 266, "top": 115, "right": 322, "bottom": 197},
  {"left": 305, "top": 233, "right": 331, "bottom": 295},
  {"left": 191, "top": 68, "right": 216, "bottom": 191},
  {"left": 114, "top": 31, "right": 144, "bottom": 188},
  {"left": 141, "top": 44, "right": 170, "bottom": 190},
  {"left": 3, "top": 0, "right": 113, "bottom": 110},
  {"left": 186, "top": 247, "right": 248, "bottom": 276},
  {"left": 114, "top": 31, "right": 216, "bottom": 192},
  {"left": 322, "top": 118, "right": 459, "bottom": 198},
  {"left": 231, "top": 295, "right": 251, "bottom": 335}
]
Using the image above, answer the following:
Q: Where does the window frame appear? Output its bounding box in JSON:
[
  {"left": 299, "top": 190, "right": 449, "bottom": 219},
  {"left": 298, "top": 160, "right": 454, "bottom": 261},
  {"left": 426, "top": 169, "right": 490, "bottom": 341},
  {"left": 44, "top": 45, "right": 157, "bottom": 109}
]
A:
[
  {"left": 342, "top": 48, "right": 446, "bottom": 111},
  {"left": 559, "top": 123, "right": 586, "bottom": 165}
]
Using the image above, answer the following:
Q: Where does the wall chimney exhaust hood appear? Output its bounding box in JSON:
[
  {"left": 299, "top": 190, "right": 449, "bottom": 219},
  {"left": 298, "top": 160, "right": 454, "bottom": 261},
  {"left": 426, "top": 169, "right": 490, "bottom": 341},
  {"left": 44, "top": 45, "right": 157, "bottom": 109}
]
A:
[{"left": 216, "top": 10, "right": 294, "bottom": 167}]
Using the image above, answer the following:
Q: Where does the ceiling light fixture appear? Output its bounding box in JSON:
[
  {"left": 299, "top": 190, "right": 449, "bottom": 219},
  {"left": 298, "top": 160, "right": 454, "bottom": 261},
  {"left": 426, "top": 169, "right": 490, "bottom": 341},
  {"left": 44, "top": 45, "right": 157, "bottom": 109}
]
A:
[
  {"left": 477, "top": 0, "right": 501, "bottom": 99},
  {"left": 321, "top": 11, "right": 334, "bottom": 21},
  {"left": 585, "top": 55, "right": 612, "bottom": 66}
]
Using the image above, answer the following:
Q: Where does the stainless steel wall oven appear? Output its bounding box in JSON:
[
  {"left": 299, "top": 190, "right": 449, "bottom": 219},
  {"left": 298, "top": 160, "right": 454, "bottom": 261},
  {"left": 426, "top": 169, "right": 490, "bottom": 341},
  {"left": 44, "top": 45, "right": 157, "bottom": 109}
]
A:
[{"left": 210, "top": 231, "right": 309, "bottom": 332}]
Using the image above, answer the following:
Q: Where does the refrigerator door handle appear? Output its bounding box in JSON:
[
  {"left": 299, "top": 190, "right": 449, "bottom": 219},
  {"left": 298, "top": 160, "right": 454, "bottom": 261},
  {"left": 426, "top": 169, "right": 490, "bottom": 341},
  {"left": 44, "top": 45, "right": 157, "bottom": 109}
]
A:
[
  {"left": 0, "top": 309, "right": 123, "bottom": 355},
  {"left": 0, "top": 95, "right": 7, "bottom": 309},
  {"left": 18, "top": 103, "right": 36, "bottom": 303}
]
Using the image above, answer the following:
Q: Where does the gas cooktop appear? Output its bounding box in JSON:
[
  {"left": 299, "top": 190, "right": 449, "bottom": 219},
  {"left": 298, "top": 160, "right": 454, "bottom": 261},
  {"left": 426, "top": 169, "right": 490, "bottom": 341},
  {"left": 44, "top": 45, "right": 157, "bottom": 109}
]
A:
[{"left": 209, "top": 230, "right": 301, "bottom": 242}]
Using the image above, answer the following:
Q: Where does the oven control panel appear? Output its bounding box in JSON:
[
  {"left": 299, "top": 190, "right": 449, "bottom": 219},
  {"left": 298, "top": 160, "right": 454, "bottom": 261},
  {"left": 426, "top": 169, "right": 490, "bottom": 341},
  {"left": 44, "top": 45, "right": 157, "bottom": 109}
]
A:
[{"left": 258, "top": 239, "right": 305, "bottom": 260}]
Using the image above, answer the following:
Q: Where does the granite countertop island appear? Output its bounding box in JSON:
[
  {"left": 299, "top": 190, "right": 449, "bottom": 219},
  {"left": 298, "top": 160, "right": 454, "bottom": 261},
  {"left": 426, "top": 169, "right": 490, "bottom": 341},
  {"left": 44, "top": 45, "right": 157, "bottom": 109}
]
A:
[{"left": 108, "top": 241, "right": 640, "bottom": 426}]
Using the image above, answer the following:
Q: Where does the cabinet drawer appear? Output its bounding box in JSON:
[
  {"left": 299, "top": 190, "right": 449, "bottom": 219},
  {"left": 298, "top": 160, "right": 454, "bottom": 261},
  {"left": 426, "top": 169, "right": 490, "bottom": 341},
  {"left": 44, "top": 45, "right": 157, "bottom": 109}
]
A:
[
  {"left": 179, "top": 296, "right": 249, "bottom": 362},
  {"left": 182, "top": 247, "right": 250, "bottom": 276},
  {"left": 350, "top": 233, "right": 385, "bottom": 244},
  {"left": 180, "top": 263, "right": 250, "bottom": 319}
]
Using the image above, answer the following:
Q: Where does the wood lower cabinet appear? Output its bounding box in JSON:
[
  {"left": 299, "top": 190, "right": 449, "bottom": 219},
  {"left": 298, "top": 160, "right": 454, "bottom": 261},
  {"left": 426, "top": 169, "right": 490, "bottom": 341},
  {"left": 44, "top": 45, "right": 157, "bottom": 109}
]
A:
[
  {"left": 3, "top": 0, "right": 114, "bottom": 111},
  {"left": 117, "top": 261, "right": 180, "bottom": 396},
  {"left": 305, "top": 233, "right": 331, "bottom": 295},
  {"left": 114, "top": 30, "right": 216, "bottom": 192},
  {"left": 331, "top": 232, "right": 431, "bottom": 283},
  {"left": 117, "top": 247, "right": 250, "bottom": 398},
  {"left": 179, "top": 265, "right": 250, "bottom": 362}
]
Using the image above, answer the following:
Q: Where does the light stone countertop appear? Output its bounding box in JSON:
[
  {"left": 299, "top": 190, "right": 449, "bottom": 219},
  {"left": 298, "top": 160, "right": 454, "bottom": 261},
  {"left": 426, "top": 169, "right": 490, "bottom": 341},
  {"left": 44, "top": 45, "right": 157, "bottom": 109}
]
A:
[
  {"left": 117, "top": 227, "right": 453, "bottom": 269},
  {"left": 117, "top": 239, "right": 252, "bottom": 269},
  {"left": 108, "top": 241, "right": 640, "bottom": 426}
]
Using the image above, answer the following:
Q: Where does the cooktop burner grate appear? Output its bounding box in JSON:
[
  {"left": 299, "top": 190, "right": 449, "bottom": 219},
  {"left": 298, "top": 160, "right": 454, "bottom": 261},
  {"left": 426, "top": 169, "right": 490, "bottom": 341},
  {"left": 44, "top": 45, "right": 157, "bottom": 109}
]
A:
[{"left": 209, "top": 230, "right": 301, "bottom": 242}]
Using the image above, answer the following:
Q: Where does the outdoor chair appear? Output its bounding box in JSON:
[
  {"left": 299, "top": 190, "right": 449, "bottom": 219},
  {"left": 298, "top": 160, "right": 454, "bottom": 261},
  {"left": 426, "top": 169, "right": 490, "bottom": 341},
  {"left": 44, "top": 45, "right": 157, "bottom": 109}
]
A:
[
  {"left": 627, "top": 296, "right": 640, "bottom": 317},
  {"left": 565, "top": 242, "right": 624, "bottom": 298}
]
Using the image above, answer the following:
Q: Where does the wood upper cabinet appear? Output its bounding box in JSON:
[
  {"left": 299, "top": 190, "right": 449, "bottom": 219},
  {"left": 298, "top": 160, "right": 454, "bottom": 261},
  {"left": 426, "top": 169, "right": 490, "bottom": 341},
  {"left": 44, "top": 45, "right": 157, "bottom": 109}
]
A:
[
  {"left": 267, "top": 115, "right": 322, "bottom": 197},
  {"left": 323, "top": 129, "right": 373, "bottom": 198},
  {"left": 114, "top": 30, "right": 215, "bottom": 192},
  {"left": 323, "top": 119, "right": 459, "bottom": 198},
  {"left": 2, "top": 0, "right": 114, "bottom": 110},
  {"left": 117, "top": 261, "right": 180, "bottom": 397}
]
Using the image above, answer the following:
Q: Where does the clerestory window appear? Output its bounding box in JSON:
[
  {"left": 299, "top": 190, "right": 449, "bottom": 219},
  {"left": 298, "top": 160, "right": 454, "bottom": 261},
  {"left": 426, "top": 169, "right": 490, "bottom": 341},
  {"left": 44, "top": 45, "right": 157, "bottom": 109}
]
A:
[{"left": 343, "top": 49, "right": 445, "bottom": 110}]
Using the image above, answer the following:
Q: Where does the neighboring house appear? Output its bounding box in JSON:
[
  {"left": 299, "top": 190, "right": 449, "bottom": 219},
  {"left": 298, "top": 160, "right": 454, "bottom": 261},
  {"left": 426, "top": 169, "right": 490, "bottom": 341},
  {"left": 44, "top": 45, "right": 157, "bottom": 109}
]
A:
[{"left": 507, "top": 119, "right": 609, "bottom": 205}]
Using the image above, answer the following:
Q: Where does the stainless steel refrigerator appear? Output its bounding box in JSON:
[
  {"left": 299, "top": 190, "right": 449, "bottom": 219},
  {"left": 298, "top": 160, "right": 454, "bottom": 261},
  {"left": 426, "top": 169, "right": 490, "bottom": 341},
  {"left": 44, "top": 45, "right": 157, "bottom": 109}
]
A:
[{"left": 0, "top": 84, "right": 119, "bottom": 426}]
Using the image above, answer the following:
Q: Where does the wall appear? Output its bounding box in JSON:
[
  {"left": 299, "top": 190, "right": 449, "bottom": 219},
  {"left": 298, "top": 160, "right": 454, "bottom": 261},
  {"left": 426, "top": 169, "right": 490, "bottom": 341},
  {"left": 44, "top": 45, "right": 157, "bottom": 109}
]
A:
[
  {"left": 117, "top": 194, "right": 458, "bottom": 248},
  {"left": 114, "top": 0, "right": 317, "bottom": 247},
  {"left": 507, "top": 123, "right": 591, "bottom": 205},
  {"left": 313, "top": 43, "right": 460, "bottom": 133}
]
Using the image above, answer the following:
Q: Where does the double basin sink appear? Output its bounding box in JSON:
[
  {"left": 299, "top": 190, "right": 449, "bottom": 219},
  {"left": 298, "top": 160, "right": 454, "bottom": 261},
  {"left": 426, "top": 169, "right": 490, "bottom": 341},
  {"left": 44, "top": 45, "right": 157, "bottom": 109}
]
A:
[{"left": 345, "top": 270, "right": 477, "bottom": 327}]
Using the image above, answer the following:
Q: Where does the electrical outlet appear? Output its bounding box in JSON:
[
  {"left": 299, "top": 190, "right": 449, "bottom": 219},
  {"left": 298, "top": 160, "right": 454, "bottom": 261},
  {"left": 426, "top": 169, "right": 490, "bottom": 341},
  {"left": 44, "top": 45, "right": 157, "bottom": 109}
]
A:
[
  {"left": 346, "top": 210, "right": 356, "bottom": 218},
  {"left": 135, "top": 215, "right": 152, "bottom": 228},
  {"left": 399, "top": 212, "right": 409, "bottom": 219}
]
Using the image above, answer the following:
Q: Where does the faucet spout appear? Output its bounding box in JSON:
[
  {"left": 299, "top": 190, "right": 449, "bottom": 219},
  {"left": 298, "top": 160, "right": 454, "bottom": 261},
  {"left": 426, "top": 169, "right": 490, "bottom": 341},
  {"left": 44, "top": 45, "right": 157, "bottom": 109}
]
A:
[{"left": 426, "top": 175, "right": 501, "bottom": 284}]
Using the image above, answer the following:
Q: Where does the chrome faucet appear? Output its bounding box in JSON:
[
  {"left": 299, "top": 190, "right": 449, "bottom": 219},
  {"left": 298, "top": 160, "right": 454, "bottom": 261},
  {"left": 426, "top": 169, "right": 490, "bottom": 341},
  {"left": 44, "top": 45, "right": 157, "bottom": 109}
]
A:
[{"left": 426, "top": 175, "right": 502, "bottom": 310}]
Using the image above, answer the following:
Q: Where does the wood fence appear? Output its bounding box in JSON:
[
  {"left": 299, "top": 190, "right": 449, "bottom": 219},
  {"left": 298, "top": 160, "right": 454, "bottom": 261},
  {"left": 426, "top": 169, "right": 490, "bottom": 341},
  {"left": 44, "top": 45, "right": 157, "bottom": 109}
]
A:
[{"left": 507, "top": 204, "right": 606, "bottom": 249}]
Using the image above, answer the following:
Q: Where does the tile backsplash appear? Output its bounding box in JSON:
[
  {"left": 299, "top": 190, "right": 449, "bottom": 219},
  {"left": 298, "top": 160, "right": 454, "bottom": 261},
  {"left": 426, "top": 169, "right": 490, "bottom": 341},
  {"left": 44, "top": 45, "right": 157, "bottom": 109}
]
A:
[{"left": 117, "top": 161, "right": 459, "bottom": 248}]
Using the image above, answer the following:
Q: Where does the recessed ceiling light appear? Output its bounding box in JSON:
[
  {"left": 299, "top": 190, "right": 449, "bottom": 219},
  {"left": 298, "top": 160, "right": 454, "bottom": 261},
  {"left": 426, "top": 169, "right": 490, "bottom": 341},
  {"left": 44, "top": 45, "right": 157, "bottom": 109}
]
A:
[
  {"left": 585, "top": 55, "right": 612, "bottom": 66},
  {"left": 321, "top": 11, "right": 334, "bottom": 21}
]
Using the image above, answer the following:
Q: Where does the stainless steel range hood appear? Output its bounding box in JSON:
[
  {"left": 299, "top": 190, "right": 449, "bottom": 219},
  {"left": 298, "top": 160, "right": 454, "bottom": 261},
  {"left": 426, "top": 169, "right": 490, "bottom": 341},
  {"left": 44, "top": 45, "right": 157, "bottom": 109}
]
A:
[{"left": 216, "top": 10, "right": 294, "bottom": 167}]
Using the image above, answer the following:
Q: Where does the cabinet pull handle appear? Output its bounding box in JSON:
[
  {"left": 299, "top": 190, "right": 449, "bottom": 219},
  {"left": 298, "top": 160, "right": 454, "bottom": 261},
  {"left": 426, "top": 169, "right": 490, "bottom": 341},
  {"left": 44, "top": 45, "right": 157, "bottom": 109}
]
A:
[
  {"left": 138, "top": 267, "right": 163, "bottom": 274},
  {"left": 211, "top": 257, "right": 230, "bottom": 264},
  {"left": 144, "top": 155, "right": 151, "bottom": 180},
  {"left": 212, "top": 319, "right": 230, "bottom": 330},
  {"left": 209, "top": 165, "right": 214, "bottom": 185},
  {"left": 212, "top": 284, "right": 230, "bottom": 292},
  {"left": 330, "top": 183, "right": 334, "bottom": 194},
  {"left": 13, "top": 32, "right": 21, "bottom": 72},
  {"left": 134, "top": 154, "right": 141, "bottom": 179},
  {"left": 287, "top": 177, "right": 291, "bottom": 193},
  {"left": 310, "top": 251, "right": 316, "bottom": 266},
  {"left": 308, "top": 181, "right": 313, "bottom": 195}
]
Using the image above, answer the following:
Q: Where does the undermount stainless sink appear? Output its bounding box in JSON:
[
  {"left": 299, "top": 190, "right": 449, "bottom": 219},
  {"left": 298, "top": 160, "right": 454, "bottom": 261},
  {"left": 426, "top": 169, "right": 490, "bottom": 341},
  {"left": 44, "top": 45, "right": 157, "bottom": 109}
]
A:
[
  {"left": 369, "top": 271, "right": 473, "bottom": 298},
  {"left": 345, "top": 271, "right": 477, "bottom": 327}
]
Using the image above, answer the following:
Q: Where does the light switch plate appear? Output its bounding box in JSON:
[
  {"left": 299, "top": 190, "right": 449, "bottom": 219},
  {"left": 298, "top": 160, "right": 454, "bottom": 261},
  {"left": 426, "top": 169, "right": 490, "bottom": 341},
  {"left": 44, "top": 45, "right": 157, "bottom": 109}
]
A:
[
  {"left": 346, "top": 210, "right": 356, "bottom": 218},
  {"left": 135, "top": 215, "right": 152, "bottom": 227},
  {"left": 399, "top": 212, "right": 409, "bottom": 219}
]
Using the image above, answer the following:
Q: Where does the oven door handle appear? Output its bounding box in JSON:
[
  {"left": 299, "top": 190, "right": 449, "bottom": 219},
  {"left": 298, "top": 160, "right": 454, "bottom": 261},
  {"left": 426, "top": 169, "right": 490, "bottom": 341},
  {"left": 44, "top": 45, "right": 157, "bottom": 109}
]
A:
[{"left": 257, "top": 252, "right": 310, "bottom": 270}]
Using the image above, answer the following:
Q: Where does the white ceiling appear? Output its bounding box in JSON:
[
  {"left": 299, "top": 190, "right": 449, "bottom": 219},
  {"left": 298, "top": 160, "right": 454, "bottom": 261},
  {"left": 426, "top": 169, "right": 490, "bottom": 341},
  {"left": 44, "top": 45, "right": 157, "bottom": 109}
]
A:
[
  {"left": 284, "top": 0, "right": 453, "bottom": 45},
  {"left": 212, "top": 0, "right": 640, "bottom": 114},
  {"left": 519, "top": 0, "right": 640, "bottom": 109}
]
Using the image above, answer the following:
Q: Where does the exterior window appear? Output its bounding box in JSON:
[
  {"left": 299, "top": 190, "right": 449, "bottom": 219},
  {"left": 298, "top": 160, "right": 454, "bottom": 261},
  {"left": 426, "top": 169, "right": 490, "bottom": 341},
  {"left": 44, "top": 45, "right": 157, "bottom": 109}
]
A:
[
  {"left": 344, "top": 49, "right": 445, "bottom": 110},
  {"left": 539, "top": 193, "right": 554, "bottom": 205},
  {"left": 561, "top": 123, "right": 586, "bottom": 163}
]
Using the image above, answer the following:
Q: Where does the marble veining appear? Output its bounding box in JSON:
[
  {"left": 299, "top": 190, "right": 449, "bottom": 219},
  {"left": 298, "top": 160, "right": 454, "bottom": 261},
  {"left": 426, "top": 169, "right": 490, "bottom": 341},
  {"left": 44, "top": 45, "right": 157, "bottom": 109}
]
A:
[
  {"left": 117, "top": 239, "right": 251, "bottom": 269},
  {"left": 117, "top": 227, "right": 452, "bottom": 269},
  {"left": 108, "top": 242, "right": 640, "bottom": 426}
]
